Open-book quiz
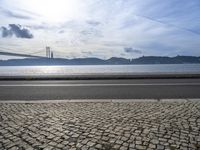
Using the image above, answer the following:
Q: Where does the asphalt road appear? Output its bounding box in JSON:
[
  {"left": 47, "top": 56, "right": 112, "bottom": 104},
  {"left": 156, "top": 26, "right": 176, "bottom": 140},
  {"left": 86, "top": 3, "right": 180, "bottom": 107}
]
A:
[{"left": 0, "top": 78, "right": 200, "bottom": 101}]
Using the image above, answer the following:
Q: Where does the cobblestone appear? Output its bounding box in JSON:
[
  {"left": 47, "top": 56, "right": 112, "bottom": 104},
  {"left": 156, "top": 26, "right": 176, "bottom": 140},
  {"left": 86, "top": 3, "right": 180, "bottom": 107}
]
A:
[{"left": 0, "top": 101, "right": 200, "bottom": 149}]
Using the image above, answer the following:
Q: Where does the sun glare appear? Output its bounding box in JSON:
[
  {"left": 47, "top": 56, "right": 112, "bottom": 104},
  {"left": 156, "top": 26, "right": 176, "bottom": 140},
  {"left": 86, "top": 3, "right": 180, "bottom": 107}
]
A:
[{"left": 17, "top": 0, "right": 81, "bottom": 23}]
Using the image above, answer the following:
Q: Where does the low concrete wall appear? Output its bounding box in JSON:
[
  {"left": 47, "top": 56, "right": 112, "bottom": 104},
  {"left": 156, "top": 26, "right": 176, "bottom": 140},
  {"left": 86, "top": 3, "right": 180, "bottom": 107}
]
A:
[{"left": 0, "top": 73, "right": 200, "bottom": 80}]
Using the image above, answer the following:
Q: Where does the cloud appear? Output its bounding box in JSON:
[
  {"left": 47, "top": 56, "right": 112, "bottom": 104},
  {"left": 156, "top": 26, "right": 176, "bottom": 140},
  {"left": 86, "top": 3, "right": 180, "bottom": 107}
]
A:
[
  {"left": 82, "top": 51, "right": 93, "bottom": 55},
  {"left": 80, "top": 28, "right": 103, "bottom": 38},
  {"left": 1, "top": 9, "right": 32, "bottom": 20},
  {"left": 0, "top": 0, "right": 200, "bottom": 59},
  {"left": 58, "top": 30, "right": 65, "bottom": 34},
  {"left": 1, "top": 27, "right": 12, "bottom": 37},
  {"left": 86, "top": 20, "right": 101, "bottom": 26},
  {"left": 124, "top": 47, "right": 142, "bottom": 54},
  {"left": 133, "top": 14, "right": 200, "bottom": 36},
  {"left": 26, "top": 25, "right": 47, "bottom": 30},
  {"left": 1, "top": 24, "right": 33, "bottom": 39}
]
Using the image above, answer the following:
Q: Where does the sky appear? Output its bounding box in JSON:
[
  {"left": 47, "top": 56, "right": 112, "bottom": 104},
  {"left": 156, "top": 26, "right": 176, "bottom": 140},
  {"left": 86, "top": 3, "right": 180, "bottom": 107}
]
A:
[{"left": 0, "top": 0, "right": 200, "bottom": 59}]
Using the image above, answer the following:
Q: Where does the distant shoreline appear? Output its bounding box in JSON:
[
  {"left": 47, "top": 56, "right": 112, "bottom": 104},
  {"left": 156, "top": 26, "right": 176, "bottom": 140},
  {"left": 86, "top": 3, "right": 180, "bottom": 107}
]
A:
[
  {"left": 0, "top": 56, "right": 200, "bottom": 66},
  {"left": 1, "top": 63, "right": 200, "bottom": 66}
]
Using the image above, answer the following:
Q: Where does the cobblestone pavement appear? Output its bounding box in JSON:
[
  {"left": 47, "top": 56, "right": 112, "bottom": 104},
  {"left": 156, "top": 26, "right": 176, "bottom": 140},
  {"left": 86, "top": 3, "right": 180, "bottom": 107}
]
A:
[{"left": 0, "top": 101, "right": 200, "bottom": 150}]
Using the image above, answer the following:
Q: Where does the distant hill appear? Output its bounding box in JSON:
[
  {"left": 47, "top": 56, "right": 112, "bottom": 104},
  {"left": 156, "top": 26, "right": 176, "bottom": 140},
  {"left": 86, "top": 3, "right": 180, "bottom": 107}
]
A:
[
  {"left": 0, "top": 56, "right": 200, "bottom": 66},
  {"left": 131, "top": 56, "right": 200, "bottom": 64}
]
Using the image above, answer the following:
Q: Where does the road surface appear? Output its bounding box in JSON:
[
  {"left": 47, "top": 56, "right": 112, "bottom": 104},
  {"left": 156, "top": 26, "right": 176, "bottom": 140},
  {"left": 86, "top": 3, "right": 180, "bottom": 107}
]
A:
[{"left": 0, "top": 78, "right": 200, "bottom": 100}]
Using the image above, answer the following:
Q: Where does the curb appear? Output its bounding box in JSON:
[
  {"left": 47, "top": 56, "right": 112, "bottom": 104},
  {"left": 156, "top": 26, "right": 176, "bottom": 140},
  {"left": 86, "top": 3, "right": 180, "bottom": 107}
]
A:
[{"left": 0, "top": 99, "right": 199, "bottom": 103}]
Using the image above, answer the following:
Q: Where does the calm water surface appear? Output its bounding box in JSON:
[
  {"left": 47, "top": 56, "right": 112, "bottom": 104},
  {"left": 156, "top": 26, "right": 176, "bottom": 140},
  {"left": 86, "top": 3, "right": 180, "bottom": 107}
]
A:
[{"left": 0, "top": 64, "right": 200, "bottom": 76}]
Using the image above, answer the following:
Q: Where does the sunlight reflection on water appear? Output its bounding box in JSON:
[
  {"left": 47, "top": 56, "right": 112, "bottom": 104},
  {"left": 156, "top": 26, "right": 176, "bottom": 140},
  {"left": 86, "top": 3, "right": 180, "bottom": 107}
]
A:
[{"left": 0, "top": 64, "right": 200, "bottom": 76}]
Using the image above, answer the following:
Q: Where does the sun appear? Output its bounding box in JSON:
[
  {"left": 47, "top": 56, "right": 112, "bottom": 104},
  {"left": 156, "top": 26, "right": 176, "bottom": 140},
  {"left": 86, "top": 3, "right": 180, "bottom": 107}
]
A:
[{"left": 15, "top": 0, "right": 83, "bottom": 23}]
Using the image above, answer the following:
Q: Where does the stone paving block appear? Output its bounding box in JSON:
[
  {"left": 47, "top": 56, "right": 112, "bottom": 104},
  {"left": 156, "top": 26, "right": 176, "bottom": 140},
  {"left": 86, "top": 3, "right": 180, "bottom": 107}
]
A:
[{"left": 0, "top": 101, "right": 200, "bottom": 149}]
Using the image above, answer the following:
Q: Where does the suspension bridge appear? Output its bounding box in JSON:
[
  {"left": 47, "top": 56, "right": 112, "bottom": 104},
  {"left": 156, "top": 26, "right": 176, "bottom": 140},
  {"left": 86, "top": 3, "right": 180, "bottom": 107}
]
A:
[{"left": 0, "top": 46, "right": 54, "bottom": 59}]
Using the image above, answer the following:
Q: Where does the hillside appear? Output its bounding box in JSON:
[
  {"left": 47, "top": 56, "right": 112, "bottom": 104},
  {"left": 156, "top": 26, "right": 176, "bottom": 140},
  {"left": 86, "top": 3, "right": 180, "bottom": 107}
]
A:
[{"left": 0, "top": 56, "right": 200, "bottom": 66}]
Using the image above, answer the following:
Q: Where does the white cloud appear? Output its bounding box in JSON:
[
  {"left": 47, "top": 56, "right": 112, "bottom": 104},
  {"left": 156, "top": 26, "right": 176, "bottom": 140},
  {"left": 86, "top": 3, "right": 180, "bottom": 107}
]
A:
[{"left": 0, "top": 0, "right": 200, "bottom": 59}]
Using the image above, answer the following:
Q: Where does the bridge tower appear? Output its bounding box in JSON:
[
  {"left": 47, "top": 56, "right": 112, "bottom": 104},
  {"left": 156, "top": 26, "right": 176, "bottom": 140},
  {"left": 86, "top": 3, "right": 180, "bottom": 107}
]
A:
[
  {"left": 46, "top": 46, "right": 51, "bottom": 58},
  {"left": 51, "top": 51, "right": 54, "bottom": 58}
]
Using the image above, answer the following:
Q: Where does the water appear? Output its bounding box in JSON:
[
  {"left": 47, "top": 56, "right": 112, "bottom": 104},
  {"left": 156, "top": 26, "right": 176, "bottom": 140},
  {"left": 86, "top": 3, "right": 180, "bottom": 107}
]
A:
[{"left": 0, "top": 64, "right": 200, "bottom": 76}]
